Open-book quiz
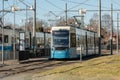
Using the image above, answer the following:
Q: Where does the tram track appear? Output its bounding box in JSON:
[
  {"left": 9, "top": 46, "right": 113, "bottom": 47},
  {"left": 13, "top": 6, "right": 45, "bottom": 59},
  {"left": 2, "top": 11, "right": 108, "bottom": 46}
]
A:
[{"left": 0, "top": 59, "right": 79, "bottom": 79}]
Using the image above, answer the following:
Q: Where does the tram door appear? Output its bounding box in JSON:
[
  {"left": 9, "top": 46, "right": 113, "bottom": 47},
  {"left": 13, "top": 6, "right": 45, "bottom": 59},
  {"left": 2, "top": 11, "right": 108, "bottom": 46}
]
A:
[{"left": 69, "top": 32, "right": 77, "bottom": 58}]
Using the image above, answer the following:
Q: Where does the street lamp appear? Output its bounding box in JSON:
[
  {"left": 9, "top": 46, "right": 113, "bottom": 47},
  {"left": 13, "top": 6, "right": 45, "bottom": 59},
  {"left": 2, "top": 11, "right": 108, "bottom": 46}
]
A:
[
  {"left": 11, "top": 3, "right": 21, "bottom": 60},
  {"left": 12, "top": 5, "right": 16, "bottom": 60},
  {"left": 10, "top": 0, "right": 36, "bottom": 56},
  {"left": 11, "top": 0, "right": 34, "bottom": 59}
]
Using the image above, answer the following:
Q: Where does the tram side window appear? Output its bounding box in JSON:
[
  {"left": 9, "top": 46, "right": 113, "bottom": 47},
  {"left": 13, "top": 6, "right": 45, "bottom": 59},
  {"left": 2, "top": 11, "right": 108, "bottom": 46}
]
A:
[
  {"left": 0, "top": 37, "right": 2, "bottom": 44},
  {"left": 0, "top": 35, "right": 8, "bottom": 43},
  {"left": 4, "top": 35, "right": 8, "bottom": 43},
  {"left": 70, "top": 33, "right": 76, "bottom": 47}
]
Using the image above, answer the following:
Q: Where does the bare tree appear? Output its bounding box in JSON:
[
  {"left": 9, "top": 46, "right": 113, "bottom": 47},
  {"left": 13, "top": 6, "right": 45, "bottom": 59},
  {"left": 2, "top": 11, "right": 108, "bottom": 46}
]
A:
[
  {"left": 22, "top": 17, "right": 48, "bottom": 32},
  {"left": 56, "top": 17, "right": 76, "bottom": 26},
  {"left": 89, "top": 13, "right": 111, "bottom": 32},
  {"left": 88, "top": 13, "right": 112, "bottom": 44},
  {"left": 89, "top": 13, "right": 98, "bottom": 32},
  {"left": 102, "top": 14, "right": 111, "bottom": 32}
]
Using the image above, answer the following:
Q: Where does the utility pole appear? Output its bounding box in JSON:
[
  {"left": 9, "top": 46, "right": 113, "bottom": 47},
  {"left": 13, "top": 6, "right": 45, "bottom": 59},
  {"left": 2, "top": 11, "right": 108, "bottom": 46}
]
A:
[
  {"left": 13, "top": 7, "right": 16, "bottom": 60},
  {"left": 12, "top": 0, "right": 16, "bottom": 60},
  {"left": 65, "top": 3, "right": 67, "bottom": 26},
  {"left": 98, "top": 0, "right": 101, "bottom": 55},
  {"left": 25, "top": 6, "right": 28, "bottom": 33},
  {"left": 110, "top": 4, "right": 113, "bottom": 55},
  {"left": 2, "top": 0, "right": 4, "bottom": 64},
  {"left": 117, "top": 13, "right": 119, "bottom": 54},
  {"left": 24, "top": 6, "right": 28, "bottom": 50},
  {"left": 33, "top": 0, "right": 36, "bottom": 54}
]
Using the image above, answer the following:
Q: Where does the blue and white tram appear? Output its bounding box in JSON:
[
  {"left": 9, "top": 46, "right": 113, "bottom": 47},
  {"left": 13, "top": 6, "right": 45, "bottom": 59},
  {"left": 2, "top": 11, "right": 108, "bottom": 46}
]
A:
[
  {"left": 50, "top": 26, "right": 98, "bottom": 59},
  {"left": 51, "top": 26, "right": 76, "bottom": 59},
  {"left": 0, "top": 28, "right": 14, "bottom": 51}
]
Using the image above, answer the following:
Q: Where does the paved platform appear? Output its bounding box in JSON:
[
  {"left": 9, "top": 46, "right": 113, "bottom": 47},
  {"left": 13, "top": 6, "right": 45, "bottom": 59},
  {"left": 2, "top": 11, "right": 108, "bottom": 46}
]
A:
[
  {"left": 0, "top": 60, "right": 18, "bottom": 67},
  {"left": 0, "top": 57, "right": 49, "bottom": 67}
]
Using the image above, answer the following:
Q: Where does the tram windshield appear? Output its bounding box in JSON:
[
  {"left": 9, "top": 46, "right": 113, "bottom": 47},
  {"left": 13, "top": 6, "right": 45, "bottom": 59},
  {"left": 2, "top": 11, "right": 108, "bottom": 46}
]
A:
[{"left": 52, "top": 30, "right": 69, "bottom": 48}]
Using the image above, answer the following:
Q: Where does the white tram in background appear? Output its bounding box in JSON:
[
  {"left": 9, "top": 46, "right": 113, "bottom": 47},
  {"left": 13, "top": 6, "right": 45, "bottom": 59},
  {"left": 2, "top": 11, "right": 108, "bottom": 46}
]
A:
[
  {"left": 0, "top": 28, "right": 31, "bottom": 52},
  {"left": 0, "top": 28, "right": 51, "bottom": 51},
  {"left": 0, "top": 27, "right": 51, "bottom": 60},
  {"left": 0, "top": 28, "right": 18, "bottom": 51},
  {"left": 50, "top": 26, "right": 98, "bottom": 59}
]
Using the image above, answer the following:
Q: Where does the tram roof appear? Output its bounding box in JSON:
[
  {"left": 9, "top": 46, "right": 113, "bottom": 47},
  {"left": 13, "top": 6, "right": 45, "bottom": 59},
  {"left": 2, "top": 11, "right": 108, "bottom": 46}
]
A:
[
  {"left": 52, "top": 26, "right": 73, "bottom": 30},
  {"left": 51, "top": 26, "right": 96, "bottom": 33}
]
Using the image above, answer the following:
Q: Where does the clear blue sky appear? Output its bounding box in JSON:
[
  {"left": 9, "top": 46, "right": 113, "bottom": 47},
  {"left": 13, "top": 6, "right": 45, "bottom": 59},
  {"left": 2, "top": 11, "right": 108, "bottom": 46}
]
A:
[{"left": 0, "top": 0, "right": 120, "bottom": 27}]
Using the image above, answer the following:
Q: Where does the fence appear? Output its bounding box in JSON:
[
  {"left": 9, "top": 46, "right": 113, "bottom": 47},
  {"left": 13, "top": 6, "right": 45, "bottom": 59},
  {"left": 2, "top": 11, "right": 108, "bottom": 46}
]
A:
[
  {"left": 0, "top": 51, "right": 19, "bottom": 61},
  {"left": 0, "top": 48, "right": 50, "bottom": 61}
]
